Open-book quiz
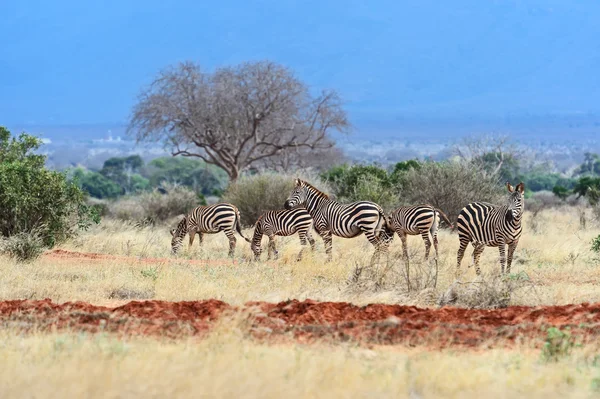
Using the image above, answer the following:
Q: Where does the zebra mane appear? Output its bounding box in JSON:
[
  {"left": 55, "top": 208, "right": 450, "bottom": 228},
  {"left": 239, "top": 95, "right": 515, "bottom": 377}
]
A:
[{"left": 299, "top": 179, "right": 330, "bottom": 199}]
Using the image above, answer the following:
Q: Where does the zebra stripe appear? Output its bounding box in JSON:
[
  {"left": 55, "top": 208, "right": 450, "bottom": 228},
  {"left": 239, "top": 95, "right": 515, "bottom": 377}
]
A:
[
  {"left": 283, "top": 178, "right": 393, "bottom": 264},
  {"left": 170, "top": 203, "right": 250, "bottom": 256},
  {"left": 251, "top": 207, "right": 316, "bottom": 261},
  {"left": 389, "top": 205, "right": 453, "bottom": 261},
  {"left": 456, "top": 182, "right": 525, "bottom": 275}
]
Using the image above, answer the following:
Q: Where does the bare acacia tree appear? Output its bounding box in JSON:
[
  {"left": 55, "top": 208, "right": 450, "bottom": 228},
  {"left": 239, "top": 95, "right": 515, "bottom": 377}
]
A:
[
  {"left": 453, "top": 134, "right": 524, "bottom": 178},
  {"left": 127, "top": 61, "right": 349, "bottom": 181}
]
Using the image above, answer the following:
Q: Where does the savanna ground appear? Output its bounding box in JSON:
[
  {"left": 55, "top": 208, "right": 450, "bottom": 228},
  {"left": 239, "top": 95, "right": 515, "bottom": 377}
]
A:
[{"left": 2, "top": 206, "right": 600, "bottom": 398}]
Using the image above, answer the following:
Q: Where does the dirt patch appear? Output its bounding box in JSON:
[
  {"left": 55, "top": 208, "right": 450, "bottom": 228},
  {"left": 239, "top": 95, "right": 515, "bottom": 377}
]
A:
[{"left": 1, "top": 298, "right": 600, "bottom": 348}]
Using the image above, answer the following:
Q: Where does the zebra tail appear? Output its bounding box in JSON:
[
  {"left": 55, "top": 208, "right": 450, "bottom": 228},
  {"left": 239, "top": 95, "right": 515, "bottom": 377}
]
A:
[
  {"left": 379, "top": 210, "right": 395, "bottom": 239},
  {"left": 235, "top": 211, "right": 251, "bottom": 243},
  {"left": 436, "top": 208, "right": 454, "bottom": 231}
]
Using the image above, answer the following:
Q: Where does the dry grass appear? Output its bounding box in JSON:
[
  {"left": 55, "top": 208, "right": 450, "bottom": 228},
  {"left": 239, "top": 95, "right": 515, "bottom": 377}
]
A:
[
  {"left": 1, "top": 206, "right": 600, "bottom": 397},
  {"left": 0, "top": 324, "right": 599, "bottom": 398},
  {"left": 1, "top": 206, "right": 599, "bottom": 307}
]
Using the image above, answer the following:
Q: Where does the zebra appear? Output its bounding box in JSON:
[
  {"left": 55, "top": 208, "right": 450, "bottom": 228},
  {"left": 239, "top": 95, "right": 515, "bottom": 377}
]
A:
[
  {"left": 388, "top": 205, "right": 453, "bottom": 262},
  {"left": 250, "top": 207, "right": 316, "bottom": 261},
  {"left": 456, "top": 182, "right": 525, "bottom": 276},
  {"left": 283, "top": 178, "right": 394, "bottom": 265},
  {"left": 170, "top": 203, "right": 251, "bottom": 257}
]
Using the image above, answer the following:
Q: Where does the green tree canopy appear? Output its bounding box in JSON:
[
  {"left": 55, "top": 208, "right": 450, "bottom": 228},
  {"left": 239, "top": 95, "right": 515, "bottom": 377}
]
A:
[{"left": 0, "top": 127, "right": 99, "bottom": 246}]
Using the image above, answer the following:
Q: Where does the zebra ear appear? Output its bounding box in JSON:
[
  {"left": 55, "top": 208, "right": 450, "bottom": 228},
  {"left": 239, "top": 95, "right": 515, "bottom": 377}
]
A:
[
  {"left": 169, "top": 229, "right": 176, "bottom": 237},
  {"left": 516, "top": 182, "right": 525, "bottom": 193},
  {"left": 295, "top": 178, "right": 301, "bottom": 187},
  {"left": 506, "top": 182, "right": 514, "bottom": 192}
]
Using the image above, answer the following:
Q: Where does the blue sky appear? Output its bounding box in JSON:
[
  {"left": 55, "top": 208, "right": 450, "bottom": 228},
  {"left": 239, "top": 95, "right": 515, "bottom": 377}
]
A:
[{"left": 1, "top": 0, "right": 600, "bottom": 126}]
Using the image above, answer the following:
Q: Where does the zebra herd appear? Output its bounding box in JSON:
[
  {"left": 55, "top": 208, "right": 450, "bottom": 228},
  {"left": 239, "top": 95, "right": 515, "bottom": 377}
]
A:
[{"left": 170, "top": 178, "right": 525, "bottom": 276}]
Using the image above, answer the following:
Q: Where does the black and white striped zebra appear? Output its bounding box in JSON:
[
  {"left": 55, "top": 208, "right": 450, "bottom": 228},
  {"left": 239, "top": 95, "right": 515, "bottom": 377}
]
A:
[
  {"left": 251, "top": 208, "right": 316, "bottom": 261},
  {"left": 456, "top": 182, "right": 525, "bottom": 276},
  {"left": 388, "top": 205, "right": 453, "bottom": 261},
  {"left": 283, "top": 178, "right": 394, "bottom": 264},
  {"left": 170, "top": 203, "right": 250, "bottom": 257}
]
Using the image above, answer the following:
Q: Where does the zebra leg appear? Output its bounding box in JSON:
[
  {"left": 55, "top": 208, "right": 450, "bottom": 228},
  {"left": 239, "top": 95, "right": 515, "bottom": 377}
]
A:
[
  {"left": 398, "top": 231, "right": 409, "bottom": 261},
  {"left": 321, "top": 230, "right": 333, "bottom": 262},
  {"left": 225, "top": 230, "right": 237, "bottom": 258},
  {"left": 420, "top": 229, "right": 432, "bottom": 260},
  {"left": 297, "top": 231, "right": 310, "bottom": 261},
  {"left": 398, "top": 231, "right": 411, "bottom": 291},
  {"left": 267, "top": 235, "right": 278, "bottom": 260},
  {"left": 365, "top": 231, "right": 383, "bottom": 266},
  {"left": 456, "top": 238, "right": 469, "bottom": 277},
  {"left": 307, "top": 231, "right": 316, "bottom": 252},
  {"left": 188, "top": 228, "right": 196, "bottom": 249},
  {"left": 197, "top": 232, "right": 204, "bottom": 247},
  {"left": 432, "top": 231, "right": 439, "bottom": 288},
  {"left": 506, "top": 241, "right": 518, "bottom": 274},
  {"left": 472, "top": 243, "right": 486, "bottom": 276},
  {"left": 498, "top": 240, "right": 507, "bottom": 275}
]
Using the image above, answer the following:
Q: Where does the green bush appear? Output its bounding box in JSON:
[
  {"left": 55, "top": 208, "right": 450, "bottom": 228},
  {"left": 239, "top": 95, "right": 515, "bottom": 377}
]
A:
[
  {"left": 222, "top": 171, "right": 332, "bottom": 226},
  {"left": 321, "top": 164, "right": 400, "bottom": 211},
  {"left": 0, "top": 127, "right": 99, "bottom": 247},
  {"left": 71, "top": 168, "right": 123, "bottom": 199},
  {"left": 397, "top": 161, "right": 504, "bottom": 222},
  {"left": 541, "top": 327, "right": 575, "bottom": 362},
  {"left": 591, "top": 235, "right": 600, "bottom": 254},
  {"left": 0, "top": 230, "right": 45, "bottom": 262},
  {"left": 552, "top": 185, "right": 570, "bottom": 201},
  {"left": 143, "top": 156, "right": 227, "bottom": 196}
]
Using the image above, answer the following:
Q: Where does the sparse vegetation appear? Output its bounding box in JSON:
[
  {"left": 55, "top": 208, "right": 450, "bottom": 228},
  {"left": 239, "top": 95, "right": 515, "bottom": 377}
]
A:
[
  {"left": 0, "top": 229, "right": 46, "bottom": 262},
  {"left": 398, "top": 161, "right": 504, "bottom": 222},
  {"left": 107, "top": 183, "right": 200, "bottom": 224},
  {"left": 222, "top": 171, "right": 331, "bottom": 226}
]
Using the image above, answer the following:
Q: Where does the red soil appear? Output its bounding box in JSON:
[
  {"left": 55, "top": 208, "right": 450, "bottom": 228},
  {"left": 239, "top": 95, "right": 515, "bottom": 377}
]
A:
[{"left": 1, "top": 298, "right": 599, "bottom": 348}]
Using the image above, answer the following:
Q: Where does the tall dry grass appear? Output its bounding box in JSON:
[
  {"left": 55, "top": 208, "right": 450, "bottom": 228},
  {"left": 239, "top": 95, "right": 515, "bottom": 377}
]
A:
[
  {"left": 0, "top": 324, "right": 599, "bottom": 398},
  {"left": 0, "top": 206, "right": 599, "bottom": 307}
]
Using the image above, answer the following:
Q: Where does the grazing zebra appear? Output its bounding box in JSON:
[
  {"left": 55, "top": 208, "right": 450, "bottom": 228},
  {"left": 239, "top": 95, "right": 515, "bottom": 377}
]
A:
[
  {"left": 388, "top": 205, "right": 453, "bottom": 261},
  {"left": 251, "top": 208, "right": 316, "bottom": 261},
  {"left": 283, "top": 178, "right": 394, "bottom": 264},
  {"left": 170, "top": 203, "right": 250, "bottom": 257},
  {"left": 456, "top": 182, "right": 525, "bottom": 276}
]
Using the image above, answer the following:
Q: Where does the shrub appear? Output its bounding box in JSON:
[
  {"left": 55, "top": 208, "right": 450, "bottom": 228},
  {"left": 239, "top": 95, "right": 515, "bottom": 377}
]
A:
[
  {"left": 0, "top": 230, "right": 46, "bottom": 262},
  {"left": 108, "top": 183, "right": 199, "bottom": 223},
  {"left": 552, "top": 185, "right": 570, "bottom": 200},
  {"left": 0, "top": 127, "right": 99, "bottom": 247},
  {"left": 398, "top": 161, "right": 504, "bottom": 222},
  {"left": 70, "top": 168, "right": 123, "bottom": 199},
  {"left": 222, "top": 171, "right": 331, "bottom": 226},
  {"left": 321, "top": 164, "right": 400, "bottom": 211},
  {"left": 591, "top": 235, "right": 600, "bottom": 254},
  {"left": 541, "top": 327, "right": 575, "bottom": 362}
]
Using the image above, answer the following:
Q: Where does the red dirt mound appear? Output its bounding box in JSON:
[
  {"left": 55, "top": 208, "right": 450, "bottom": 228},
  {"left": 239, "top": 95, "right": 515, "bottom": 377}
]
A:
[{"left": 2, "top": 298, "right": 600, "bottom": 348}]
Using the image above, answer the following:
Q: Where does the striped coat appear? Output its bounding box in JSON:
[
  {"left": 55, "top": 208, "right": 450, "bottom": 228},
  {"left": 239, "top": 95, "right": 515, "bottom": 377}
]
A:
[
  {"left": 251, "top": 207, "right": 316, "bottom": 261},
  {"left": 170, "top": 203, "right": 250, "bottom": 257},
  {"left": 456, "top": 182, "right": 525, "bottom": 275},
  {"left": 284, "top": 178, "right": 393, "bottom": 264},
  {"left": 388, "top": 205, "right": 453, "bottom": 261}
]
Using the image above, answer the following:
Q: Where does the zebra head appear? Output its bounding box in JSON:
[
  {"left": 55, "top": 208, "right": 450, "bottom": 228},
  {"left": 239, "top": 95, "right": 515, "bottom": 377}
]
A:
[
  {"left": 170, "top": 217, "right": 187, "bottom": 254},
  {"left": 284, "top": 178, "right": 308, "bottom": 210},
  {"left": 506, "top": 182, "right": 525, "bottom": 222}
]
